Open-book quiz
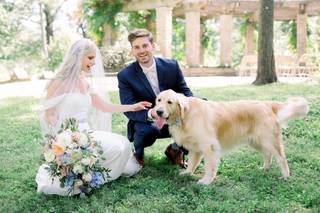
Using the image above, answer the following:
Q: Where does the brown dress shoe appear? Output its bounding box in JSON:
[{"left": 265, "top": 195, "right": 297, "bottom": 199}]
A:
[
  {"left": 134, "top": 153, "right": 145, "bottom": 167},
  {"left": 165, "top": 144, "right": 187, "bottom": 169}
]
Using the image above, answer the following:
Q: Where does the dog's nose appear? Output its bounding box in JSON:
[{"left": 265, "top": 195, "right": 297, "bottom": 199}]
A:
[{"left": 156, "top": 109, "right": 164, "bottom": 117}]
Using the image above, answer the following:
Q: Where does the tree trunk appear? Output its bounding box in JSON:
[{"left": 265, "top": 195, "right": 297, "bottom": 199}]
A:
[
  {"left": 73, "top": 0, "right": 87, "bottom": 38},
  {"left": 102, "top": 24, "right": 112, "bottom": 47},
  {"left": 39, "top": 3, "right": 48, "bottom": 69},
  {"left": 43, "top": 4, "right": 54, "bottom": 45},
  {"left": 253, "top": 0, "right": 277, "bottom": 85},
  {"left": 78, "top": 22, "right": 87, "bottom": 38},
  {"left": 102, "top": 24, "right": 118, "bottom": 47}
]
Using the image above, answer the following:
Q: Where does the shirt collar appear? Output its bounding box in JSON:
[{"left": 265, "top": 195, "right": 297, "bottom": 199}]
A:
[{"left": 140, "top": 58, "right": 156, "bottom": 74}]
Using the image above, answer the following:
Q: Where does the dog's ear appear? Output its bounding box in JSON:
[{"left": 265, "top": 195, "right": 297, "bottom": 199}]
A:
[{"left": 177, "top": 95, "right": 188, "bottom": 119}]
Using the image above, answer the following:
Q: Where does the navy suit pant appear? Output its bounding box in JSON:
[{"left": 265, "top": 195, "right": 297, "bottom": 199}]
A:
[{"left": 133, "top": 122, "right": 188, "bottom": 160}]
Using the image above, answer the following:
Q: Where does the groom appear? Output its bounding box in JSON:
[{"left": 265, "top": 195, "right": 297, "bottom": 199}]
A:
[{"left": 117, "top": 28, "right": 193, "bottom": 168}]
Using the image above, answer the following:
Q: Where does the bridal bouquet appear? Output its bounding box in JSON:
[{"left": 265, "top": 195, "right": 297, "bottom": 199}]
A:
[{"left": 42, "top": 118, "right": 110, "bottom": 195}]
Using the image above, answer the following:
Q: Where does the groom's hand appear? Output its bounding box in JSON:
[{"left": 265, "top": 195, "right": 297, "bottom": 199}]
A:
[
  {"left": 147, "top": 108, "right": 159, "bottom": 122},
  {"left": 149, "top": 108, "right": 159, "bottom": 120}
]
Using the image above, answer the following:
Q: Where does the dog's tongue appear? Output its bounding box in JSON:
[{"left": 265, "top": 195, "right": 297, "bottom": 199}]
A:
[{"left": 155, "top": 117, "right": 167, "bottom": 129}]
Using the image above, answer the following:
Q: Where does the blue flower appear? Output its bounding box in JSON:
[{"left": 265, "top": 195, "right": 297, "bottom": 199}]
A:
[
  {"left": 86, "top": 147, "right": 94, "bottom": 153},
  {"left": 64, "top": 174, "right": 75, "bottom": 188},
  {"left": 90, "top": 172, "right": 104, "bottom": 188},
  {"left": 61, "top": 153, "right": 72, "bottom": 165}
]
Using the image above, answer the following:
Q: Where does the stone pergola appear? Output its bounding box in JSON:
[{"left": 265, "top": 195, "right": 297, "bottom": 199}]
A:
[{"left": 120, "top": 0, "right": 320, "bottom": 75}]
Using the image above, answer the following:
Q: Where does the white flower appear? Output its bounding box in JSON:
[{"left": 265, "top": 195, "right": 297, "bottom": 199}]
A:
[
  {"left": 82, "top": 173, "right": 92, "bottom": 182},
  {"left": 56, "top": 131, "right": 72, "bottom": 148},
  {"left": 89, "top": 156, "right": 98, "bottom": 166},
  {"left": 78, "top": 133, "right": 88, "bottom": 147},
  {"left": 74, "top": 179, "right": 83, "bottom": 188},
  {"left": 64, "top": 129, "right": 72, "bottom": 135},
  {"left": 81, "top": 158, "right": 91, "bottom": 166},
  {"left": 44, "top": 149, "right": 55, "bottom": 162},
  {"left": 73, "top": 164, "right": 84, "bottom": 174},
  {"left": 69, "top": 142, "right": 78, "bottom": 149}
]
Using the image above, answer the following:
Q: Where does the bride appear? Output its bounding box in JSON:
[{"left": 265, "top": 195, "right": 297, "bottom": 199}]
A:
[{"left": 36, "top": 38, "right": 151, "bottom": 196}]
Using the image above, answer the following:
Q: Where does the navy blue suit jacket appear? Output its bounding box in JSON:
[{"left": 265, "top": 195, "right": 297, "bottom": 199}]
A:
[{"left": 117, "top": 57, "right": 193, "bottom": 141}]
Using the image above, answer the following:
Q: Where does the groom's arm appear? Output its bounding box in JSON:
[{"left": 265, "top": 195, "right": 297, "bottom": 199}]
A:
[{"left": 117, "top": 72, "right": 149, "bottom": 122}]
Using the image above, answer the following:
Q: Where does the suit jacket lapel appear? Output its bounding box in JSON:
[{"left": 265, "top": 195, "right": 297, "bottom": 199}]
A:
[
  {"left": 134, "top": 62, "right": 156, "bottom": 98},
  {"left": 155, "top": 58, "right": 164, "bottom": 92}
]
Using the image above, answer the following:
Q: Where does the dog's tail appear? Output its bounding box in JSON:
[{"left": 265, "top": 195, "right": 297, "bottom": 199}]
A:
[{"left": 275, "top": 97, "right": 309, "bottom": 128}]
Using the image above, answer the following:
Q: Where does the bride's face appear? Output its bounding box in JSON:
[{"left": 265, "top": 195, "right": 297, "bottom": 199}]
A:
[{"left": 81, "top": 52, "right": 96, "bottom": 73}]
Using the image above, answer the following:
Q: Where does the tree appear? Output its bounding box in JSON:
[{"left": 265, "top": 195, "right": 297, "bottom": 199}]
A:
[
  {"left": 82, "top": 1, "right": 157, "bottom": 45},
  {"left": 83, "top": 0, "right": 123, "bottom": 44},
  {"left": 253, "top": 0, "right": 277, "bottom": 85},
  {"left": 38, "top": 0, "right": 66, "bottom": 67},
  {"left": 39, "top": 0, "right": 66, "bottom": 45},
  {"left": 0, "top": 0, "right": 42, "bottom": 64}
]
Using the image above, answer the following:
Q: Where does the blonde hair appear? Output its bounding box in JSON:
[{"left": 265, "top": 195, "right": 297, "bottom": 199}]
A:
[{"left": 55, "top": 38, "right": 97, "bottom": 79}]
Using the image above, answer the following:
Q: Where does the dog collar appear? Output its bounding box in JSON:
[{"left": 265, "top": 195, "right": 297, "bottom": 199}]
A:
[{"left": 175, "top": 118, "right": 182, "bottom": 126}]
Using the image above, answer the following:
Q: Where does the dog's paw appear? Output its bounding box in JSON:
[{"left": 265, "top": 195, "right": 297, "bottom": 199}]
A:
[
  {"left": 179, "top": 170, "right": 192, "bottom": 176},
  {"left": 197, "top": 176, "right": 213, "bottom": 185}
]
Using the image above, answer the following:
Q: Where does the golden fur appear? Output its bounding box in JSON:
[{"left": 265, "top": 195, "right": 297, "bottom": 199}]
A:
[{"left": 155, "top": 90, "right": 309, "bottom": 184}]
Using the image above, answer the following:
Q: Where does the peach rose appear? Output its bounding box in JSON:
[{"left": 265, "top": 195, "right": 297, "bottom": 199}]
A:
[{"left": 52, "top": 143, "right": 65, "bottom": 156}]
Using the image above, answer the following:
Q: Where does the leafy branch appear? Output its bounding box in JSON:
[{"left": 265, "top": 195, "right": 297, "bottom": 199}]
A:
[{"left": 83, "top": 0, "right": 124, "bottom": 43}]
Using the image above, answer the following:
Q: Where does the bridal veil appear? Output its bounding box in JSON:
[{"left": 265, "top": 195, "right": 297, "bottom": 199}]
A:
[{"left": 39, "top": 38, "right": 112, "bottom": 135}]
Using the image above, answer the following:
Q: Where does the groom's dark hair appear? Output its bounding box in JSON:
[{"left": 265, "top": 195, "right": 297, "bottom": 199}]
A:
[{"left": 128, "top": 29, "right": 153, "bottom": 45}]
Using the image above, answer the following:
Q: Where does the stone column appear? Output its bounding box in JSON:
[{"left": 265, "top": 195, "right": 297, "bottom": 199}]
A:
[
  {"left": 156, "top": 7, "right": 172, "bottom": 58},
  {"left": 102, "top": 24, "right": 113, "bottom": 47},
  {"left": 185, "top": 10, "right": 201, "bottom": 67},
  {"left": 297, "top": 11, "right": 307, "bottom": 57},
  {"left": 219, "top": 14, "right": 233, "bottom": 66},
  {"left": 245, "top": 22, "right": 255, "bottom": 55},
  {"left": 200, "top": 20, "right": 205, "bottom": 65}
]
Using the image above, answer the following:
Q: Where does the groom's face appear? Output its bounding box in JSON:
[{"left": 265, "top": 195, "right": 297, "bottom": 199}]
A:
[{"left": 131, "top": 37, "right": 155, "bottom": 66}]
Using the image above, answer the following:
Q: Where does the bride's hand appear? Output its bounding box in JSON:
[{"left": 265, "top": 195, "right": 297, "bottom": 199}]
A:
[{"left": 131, "top": 101, "right": 152, "bottom": 111}]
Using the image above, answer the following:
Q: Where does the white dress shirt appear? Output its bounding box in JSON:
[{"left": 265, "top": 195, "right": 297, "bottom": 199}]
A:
[
  {"left": 140, "top": 58, "right": 160, "bottom": 95},
  {"left": 140, "top": 58, "right": 160, "bottom": 120}
]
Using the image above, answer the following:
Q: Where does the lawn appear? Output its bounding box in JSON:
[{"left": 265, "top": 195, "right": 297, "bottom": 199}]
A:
[{"left": 0, "top": 83, "right": 319, "bottom": 213}]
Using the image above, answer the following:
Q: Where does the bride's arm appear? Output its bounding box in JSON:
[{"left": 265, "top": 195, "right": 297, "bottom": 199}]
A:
[
  {"left": 91, "top": 94, "right": 151, "bottom": 112},
  {"left": 45, "top": 108, "right": 57, "bottom": 126},
  {"left": 44, "top": 80, "right": 60, "bottom": 125}
]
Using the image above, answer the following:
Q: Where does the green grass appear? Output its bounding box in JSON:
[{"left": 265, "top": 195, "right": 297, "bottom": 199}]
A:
[{"left": 0, "top": 83, "right": 319, "bottom": 212}]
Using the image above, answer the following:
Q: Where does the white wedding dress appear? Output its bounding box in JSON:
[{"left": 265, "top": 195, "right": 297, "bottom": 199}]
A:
[{"left": 36, "top": 93, "right": 141, "bottom": 196}]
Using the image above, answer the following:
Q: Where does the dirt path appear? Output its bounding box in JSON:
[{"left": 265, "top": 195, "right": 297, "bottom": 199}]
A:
[{"left": 0, "top": 76, "right": 309, "bottom": 100}]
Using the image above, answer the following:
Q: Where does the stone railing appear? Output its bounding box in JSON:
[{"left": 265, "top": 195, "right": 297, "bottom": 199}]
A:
[{"left": 239, "top": 54, "right": 319, "bottom": 77}]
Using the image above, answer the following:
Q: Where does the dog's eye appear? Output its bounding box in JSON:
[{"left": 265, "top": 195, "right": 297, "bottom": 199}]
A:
[
  {"left": 157, "top": 98, "right": 161, "bottom": 102},
  {"left": 167, "top": 100, "right": 172, "bottom": 104}
]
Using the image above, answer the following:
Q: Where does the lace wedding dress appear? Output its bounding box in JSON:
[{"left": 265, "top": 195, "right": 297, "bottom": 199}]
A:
[{"left": 36, "top": 93, "right": 141, "bottom": 196}]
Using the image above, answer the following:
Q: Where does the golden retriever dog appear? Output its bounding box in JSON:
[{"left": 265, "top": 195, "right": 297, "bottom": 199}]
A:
[{"left": 154, "top": 89, "right": 309, "bottom": 185}]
